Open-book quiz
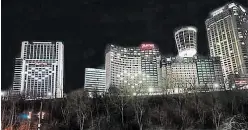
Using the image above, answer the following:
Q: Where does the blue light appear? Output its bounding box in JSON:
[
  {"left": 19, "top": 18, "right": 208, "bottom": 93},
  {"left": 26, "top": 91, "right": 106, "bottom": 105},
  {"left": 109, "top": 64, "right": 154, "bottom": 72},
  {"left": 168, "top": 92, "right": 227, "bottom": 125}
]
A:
[{"left": 19, "top": 114, "right": 29, "bottom": 119}]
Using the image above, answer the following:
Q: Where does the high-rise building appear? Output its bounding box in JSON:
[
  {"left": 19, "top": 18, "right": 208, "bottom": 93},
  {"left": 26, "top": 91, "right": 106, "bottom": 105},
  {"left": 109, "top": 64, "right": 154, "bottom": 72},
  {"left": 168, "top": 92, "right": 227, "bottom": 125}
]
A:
[
  {"left": 174, "top": 26, "right": 198, "bottom": 57},
  {"left": 161, "top": 56, "right": 198, "bottom": 94},
  {"left": 11, "top": 58, "right": 24, "bottom": 95},
  {"left": 105, "top": 43, "right": 161, "bottom": 95},
  {"left": 161, "top": 56, "right": 224, "bottom": 94},
  {"left": 12, "top": 41, "right": 64, "bottom": 99},
  {"left": 84, "top": 68, "right": 106, "bottom": 95},
  {"left": 195, "top": 56, "right": 224, "bottom": 89},
  {"left": 205, "top": 3, "right": 248, "bottom": 81}
]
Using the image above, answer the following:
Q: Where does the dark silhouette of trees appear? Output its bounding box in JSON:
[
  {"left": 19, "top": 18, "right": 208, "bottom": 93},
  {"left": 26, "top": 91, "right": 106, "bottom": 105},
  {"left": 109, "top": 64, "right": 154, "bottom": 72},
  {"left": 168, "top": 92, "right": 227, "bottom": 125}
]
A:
[{"left": 2, "top": 89, "right": 248, "bottom": 130}]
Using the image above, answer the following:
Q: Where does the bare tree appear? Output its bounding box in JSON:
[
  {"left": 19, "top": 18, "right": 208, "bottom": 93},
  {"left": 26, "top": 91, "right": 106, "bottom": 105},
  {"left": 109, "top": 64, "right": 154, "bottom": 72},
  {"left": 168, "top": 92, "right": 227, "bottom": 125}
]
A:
[
  {"left": 149, "top": 104, "right": 172, "bottom": 129},
  {"left": 61, "top": 98, "right": 71, "bottom": 128},
  {"left": 102, "top": 95, "right": 111, "bottom": 123},
  {"left": 1, "top": 100, "right": 10, "bottom": 129},
  {"left": 210, "top": 94, "right": 223, "bottom": 129},
  {"left": 220, "top": 114, "right": 248, "bottom": 130},
  {"left": 131, "top": 85, "right": 148, "bottom": 130},
  {"left": 108, "top": 84, "right": 131, "bottom": 128},
  {"left": 67, "top": 89, "right": 91, "bottom": 130}
]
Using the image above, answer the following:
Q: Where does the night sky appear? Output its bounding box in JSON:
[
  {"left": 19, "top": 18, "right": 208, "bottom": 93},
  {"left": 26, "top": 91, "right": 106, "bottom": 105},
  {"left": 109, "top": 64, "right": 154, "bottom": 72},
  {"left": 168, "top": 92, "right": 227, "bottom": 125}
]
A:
[{"left": 2, "top": 0, "right": 248, "bottom": 92}]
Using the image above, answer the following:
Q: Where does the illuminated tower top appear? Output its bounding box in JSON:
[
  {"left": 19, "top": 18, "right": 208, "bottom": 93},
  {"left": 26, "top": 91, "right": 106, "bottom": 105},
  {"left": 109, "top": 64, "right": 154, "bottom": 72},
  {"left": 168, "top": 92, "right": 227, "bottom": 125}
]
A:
[{"left": 174, "top": 26, "right": 197, "bottom": 57}]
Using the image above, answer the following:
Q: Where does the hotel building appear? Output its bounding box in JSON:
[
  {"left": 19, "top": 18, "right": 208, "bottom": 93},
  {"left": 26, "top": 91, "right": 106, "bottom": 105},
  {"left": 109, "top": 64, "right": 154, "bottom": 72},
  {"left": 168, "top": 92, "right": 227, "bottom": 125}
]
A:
[
  {"left": 205, "top": 3, "right": 248, "bottom": 82},
  {"left": 161, "top": 56, "right": 224, "bottom": 94},
  {"left": 105, "top": 43, "right": 161, "bottom": 95},
  {"left": 11, "top": 41, "right": 64, "bottom": 99}
]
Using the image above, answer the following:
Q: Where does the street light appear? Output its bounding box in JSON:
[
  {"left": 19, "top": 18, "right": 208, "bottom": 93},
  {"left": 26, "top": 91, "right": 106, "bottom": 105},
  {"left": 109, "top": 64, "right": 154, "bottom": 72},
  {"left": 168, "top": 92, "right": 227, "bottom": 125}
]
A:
[
  {"left": 213, "top": 83, "right": 219, "bottom": 88},
  {"left": 1, "top": 91, "right": 6, "bottom": 96},
  {"left": 47, "top": 92, "right": 52, "bottom": 96},
  {"left": 213, "top": 83, "right": 219, "bottom": 91},
  {"left": 148, "top": 87, "right": 153, "bottom": 93}
]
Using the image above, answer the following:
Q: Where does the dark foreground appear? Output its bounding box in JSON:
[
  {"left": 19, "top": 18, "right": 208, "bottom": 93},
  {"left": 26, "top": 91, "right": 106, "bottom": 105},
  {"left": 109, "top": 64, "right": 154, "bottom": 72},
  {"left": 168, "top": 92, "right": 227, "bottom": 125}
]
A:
[{"left": 2, "top": 90, "right": 248, "bottom": 130}]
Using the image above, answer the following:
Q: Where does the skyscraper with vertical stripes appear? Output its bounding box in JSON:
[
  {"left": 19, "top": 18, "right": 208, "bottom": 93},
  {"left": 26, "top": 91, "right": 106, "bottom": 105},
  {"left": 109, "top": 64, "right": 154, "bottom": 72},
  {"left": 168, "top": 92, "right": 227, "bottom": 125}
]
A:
[{"left": 12, "top": 41, "right": 64, "bottom": 99}]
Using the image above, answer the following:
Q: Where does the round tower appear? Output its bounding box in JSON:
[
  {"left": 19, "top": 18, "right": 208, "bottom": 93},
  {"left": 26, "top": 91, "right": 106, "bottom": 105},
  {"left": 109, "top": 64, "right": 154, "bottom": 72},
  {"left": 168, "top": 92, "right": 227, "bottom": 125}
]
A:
[{"left": 174, "top": 26, "right": 197, "bottom": 57}]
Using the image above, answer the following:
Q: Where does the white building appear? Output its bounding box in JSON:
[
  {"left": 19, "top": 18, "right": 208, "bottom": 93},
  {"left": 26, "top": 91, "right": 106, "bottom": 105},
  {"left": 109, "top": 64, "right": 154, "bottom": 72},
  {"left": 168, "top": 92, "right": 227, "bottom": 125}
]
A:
[
  {"left": 12, "top": 41, "right": 64, "bottom": 99},
  {"left": 174, "top": 26, "right": 198, "bottom": 57},
  {"left": 11, "top": 58, "right": 24, "bottom": 95},
  {"left": 161, "top": 56, "right": 198, "bottom": 94},
  {"left": 84, "top": 68, "right": 106, "bottom": 95},
  {"left": 205, "top": 3, "right": 248, "bottom": 81},
  {"left": 105, "top": 43, "right": 161, "bottom": 95},
  {"left": 161, "top": 56, "right": 224, "bottom": 94}
]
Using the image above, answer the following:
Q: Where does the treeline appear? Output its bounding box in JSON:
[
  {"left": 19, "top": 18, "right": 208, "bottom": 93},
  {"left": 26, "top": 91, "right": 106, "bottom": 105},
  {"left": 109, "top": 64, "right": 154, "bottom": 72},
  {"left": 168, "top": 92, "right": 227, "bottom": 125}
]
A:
[{"left": 2, "top": 90, "right": 248, "bottom": 130}]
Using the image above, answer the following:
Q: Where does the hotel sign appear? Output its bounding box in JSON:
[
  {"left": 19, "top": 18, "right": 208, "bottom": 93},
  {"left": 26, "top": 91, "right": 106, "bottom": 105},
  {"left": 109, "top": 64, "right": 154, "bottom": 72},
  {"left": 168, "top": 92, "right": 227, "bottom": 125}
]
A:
[{"left": 140, "top": 43, "right": 155, "bottom": 50}]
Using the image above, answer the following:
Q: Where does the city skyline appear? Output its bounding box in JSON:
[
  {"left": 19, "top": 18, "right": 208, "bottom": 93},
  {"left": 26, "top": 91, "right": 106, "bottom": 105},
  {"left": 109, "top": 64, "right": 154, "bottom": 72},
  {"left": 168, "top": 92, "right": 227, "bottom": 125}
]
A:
[{"left": 2, "top": 0, "right": 248, "bottom": 92}]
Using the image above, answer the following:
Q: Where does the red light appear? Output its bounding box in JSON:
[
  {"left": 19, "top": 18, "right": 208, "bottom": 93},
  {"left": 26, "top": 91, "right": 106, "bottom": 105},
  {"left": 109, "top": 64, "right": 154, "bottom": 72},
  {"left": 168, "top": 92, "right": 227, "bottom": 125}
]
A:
[{"left": 140, "top": 43, "right": 154, "bottom": 50}]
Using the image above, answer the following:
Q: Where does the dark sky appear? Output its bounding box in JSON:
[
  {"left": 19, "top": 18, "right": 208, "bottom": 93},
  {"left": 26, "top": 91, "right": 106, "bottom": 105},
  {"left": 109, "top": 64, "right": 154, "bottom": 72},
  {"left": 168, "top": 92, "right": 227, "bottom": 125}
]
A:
[{"left": 2, "top": 0, "right": 248, "bottom": 92}]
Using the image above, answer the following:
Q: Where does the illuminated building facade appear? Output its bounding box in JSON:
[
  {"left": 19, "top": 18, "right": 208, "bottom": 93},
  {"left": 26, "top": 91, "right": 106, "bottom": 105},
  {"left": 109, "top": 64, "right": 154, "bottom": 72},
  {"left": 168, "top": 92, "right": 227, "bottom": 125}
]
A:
[
  {"left": 205, "top": 3, "right": 248, "bottom": 81},
  {"left": 195, "top": 56, "right": 224, "bottom": 89},
  {"left": 228, "top": 74, "right": 248, "bottom": 89},
  {"left": 105, "top": 43, "right": 161, "bottom": 95},
  {"left": 161, "top": 56, "right": 224, "bottom": 93},
  {"left": 174, "top": 26, "right": 198, "bottom": 57},
  {"left": 84, "top": 68, "right": 106, "bottom": 95},
  {"left": 12, "top": 41, "right": 64, "bottom": 99},
  {"left": 11, "top": 58, "right": 24, "bottom": 95}
]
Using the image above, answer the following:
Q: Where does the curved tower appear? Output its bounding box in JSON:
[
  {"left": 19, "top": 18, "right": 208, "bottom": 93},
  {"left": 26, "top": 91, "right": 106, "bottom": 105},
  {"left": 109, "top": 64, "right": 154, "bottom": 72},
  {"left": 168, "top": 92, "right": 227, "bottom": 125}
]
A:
[
  {"left": 174, "top": 26, "right": 197, "bottom": 57},
  {"left": 105, "top": 43, "right": 161, "bottom": 95}
]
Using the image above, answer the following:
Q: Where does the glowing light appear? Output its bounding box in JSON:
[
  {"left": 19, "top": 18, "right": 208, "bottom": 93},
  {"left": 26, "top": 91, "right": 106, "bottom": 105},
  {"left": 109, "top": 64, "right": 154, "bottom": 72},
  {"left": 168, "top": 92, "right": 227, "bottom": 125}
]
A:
[
  {"left": 28, "top": 111, "right": 32, "bottom": 119},
  {"left": 148, "top": 88, "right": 153, "bottom": 93},
  {"left": 213, "top": 83, "right": 219, "bottom": 88},
  {"left": 228, "top": 3, "right": 236, "bottom": 8},
  {"left": 133, "top": 93, "right": 136, "bottom": 96},
  {"left": 239, "top": 6, "right": 246, "bottom": 12},
  {"left": 1, "top": 91, "right": 6, "bottom": 96},
  {"left": 140, "top": 43, "right": 155, "bottom": 50},
  {"left": 211, "top": 7, "right": 224, "bottom": 16},
  {"left": 178, "top": 49, "right": 197, "bottom": 58},
  {"left": 175, "top": 27, "right": 197, "bottom": 34},
  {"left": 47, "top": 92, "right": 52, "bottom": 96},
  {"left": 35, "top": 62, "right": 48, "bottom": 66}
]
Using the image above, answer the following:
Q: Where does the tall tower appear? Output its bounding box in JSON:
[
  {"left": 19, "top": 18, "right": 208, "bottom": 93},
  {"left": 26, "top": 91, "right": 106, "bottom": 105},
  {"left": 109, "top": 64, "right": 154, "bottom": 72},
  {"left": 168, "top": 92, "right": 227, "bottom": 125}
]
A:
[
  {"left": 205, "top": 3, "right": 248, "bottom": 81},
  {"left": 12, "top": 41, "right": 64, "bottom": 99},
  {"left": 174, "top": 26, "right": 198, "bottom": 57}
]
